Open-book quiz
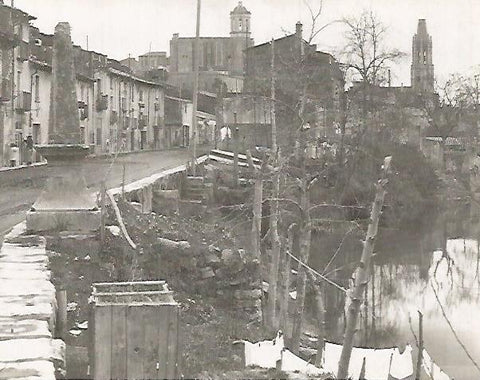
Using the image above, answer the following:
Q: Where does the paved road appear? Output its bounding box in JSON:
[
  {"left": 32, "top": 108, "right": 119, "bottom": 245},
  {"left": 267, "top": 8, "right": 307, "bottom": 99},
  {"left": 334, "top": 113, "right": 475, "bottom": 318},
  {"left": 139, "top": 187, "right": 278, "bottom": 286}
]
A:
[{"left": 0, "top": 148, "right": 194, "bottom": 240}]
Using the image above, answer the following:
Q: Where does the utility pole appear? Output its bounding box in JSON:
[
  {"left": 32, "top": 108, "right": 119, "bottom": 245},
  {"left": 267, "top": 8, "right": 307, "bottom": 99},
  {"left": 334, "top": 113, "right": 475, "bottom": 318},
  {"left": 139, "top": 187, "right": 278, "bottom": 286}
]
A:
[
  {"left": 191, "top": 0, "right": 201, "bottom": 176},
  {"left": 233, "top": 112, "right": 239, "bottom": 187},
  {"left": 271, "top": 38, "right": 277, "bottom": 152},
  {"left": 337, "top": 156, "right": 391, "bottom": 379}
]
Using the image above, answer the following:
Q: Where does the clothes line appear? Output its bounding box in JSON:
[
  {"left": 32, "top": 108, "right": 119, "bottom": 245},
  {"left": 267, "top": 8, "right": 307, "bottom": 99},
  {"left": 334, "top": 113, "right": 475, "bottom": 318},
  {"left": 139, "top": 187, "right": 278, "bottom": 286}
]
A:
[{"left": 286, "top": 250, "right": 347, "bottom": 293}]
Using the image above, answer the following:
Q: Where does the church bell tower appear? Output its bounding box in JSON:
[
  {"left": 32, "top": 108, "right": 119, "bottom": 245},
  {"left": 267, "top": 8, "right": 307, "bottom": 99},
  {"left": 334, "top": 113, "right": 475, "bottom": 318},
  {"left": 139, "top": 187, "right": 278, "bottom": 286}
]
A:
[
  {"left": 230, "top": 1, "right": 251, "bottom": 38},
  {"left": 229, "top": 1, "right": 253, "bottom": 76},
  {"left": 411, "top": 19, "right": 434, "bottom": 93}
]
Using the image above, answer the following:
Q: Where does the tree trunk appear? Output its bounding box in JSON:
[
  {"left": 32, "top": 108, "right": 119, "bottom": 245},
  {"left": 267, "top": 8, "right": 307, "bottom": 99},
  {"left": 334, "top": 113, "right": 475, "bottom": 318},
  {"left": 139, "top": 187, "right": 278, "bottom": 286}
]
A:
[
  {"left": 265, "top": 36, "right": 281, "bottom": 330},
  {"left": 415, "top": 311, "right": 424, "bottom": 380},
  {"left": 312, "top": 281, "right": 326, "bottom": 368},
  {"left": 280, "top": 223, "right": 296, "bottom": 331},
  {"left": 291, "top": 182, "right": 311, "bottom": 354},
  {"left": 247, "top": 150, "right": 263, "bottom": 259},
  {"left": 337, "top": 156, "right": 391, "bottom": 379},
  {"left": 267, "top": 169, "right": 281, "bottom": 330}
]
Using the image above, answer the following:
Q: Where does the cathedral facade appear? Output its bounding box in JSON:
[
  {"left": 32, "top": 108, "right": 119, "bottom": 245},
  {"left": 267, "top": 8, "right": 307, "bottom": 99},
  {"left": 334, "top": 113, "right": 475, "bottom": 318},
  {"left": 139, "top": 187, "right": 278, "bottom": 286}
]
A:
[{"left": 168, "top": 2, "right": 254, "bottom": 93}]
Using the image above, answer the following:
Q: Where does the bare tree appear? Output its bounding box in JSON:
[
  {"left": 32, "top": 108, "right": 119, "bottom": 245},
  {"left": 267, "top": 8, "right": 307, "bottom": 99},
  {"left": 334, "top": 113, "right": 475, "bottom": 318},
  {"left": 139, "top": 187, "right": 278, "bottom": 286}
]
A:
[
  {"left": 421, "top": 74, "right": 478, "bottom": 171},
  {"left": 337, "top": 10, "right": 404, "bottom": 200},
  {"left": 342, "top": 11, "right": 404, "bottom": 86},
  {"left": 264, "top": 0, "right": 336, "bottom": 332}
]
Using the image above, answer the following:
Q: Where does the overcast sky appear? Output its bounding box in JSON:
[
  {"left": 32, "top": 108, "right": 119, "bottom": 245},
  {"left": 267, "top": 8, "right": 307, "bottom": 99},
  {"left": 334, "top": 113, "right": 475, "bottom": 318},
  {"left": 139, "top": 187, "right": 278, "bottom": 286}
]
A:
[{"left": 13, "top": 0, "right": 480, "bottom": 86}]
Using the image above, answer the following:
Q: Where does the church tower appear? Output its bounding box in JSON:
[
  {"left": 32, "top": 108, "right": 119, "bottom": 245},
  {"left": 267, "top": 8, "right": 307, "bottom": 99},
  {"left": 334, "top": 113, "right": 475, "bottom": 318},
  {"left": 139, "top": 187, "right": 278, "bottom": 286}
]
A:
[
  {"left": 411, "top": 19, "right": 434, "bottom": 93},
  {"left": 229, "top": 1, "right": 253, "bottom": 76},
  {"left": 230, "top": 1, "right": 251, "bottom": 39}
]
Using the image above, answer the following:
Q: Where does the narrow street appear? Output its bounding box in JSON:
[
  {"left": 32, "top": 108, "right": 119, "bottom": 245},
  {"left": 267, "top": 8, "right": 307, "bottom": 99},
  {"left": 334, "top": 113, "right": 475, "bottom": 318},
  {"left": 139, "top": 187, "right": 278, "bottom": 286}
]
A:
[{"left": 0, "top": 148, "right": 193, "bottom": 240}]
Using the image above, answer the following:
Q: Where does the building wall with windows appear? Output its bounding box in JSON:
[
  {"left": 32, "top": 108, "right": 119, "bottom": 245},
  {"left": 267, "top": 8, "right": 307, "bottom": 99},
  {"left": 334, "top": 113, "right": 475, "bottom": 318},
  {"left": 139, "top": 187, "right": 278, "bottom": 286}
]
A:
[
  {"left": 0, "top": 4, "right": 168, "bottom": 166},
  {"left": 93, "top": 66, "right": 165, "bottom": 154},
  {"left": 0, "top": 2, "right": 34, "bottom": 166}
]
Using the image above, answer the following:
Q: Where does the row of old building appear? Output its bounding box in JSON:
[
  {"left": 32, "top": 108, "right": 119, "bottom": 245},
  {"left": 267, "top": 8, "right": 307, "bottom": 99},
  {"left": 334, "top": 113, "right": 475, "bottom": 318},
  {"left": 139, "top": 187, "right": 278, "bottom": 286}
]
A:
[
  {"left": 0, "top": 3, "right": 221, "bottom": 167},
  {"left": 0, "top": 1, "right": 450, "bottom": 169},
  {"left": 0, "top": 1, "right": 345, "bottom": 167}
]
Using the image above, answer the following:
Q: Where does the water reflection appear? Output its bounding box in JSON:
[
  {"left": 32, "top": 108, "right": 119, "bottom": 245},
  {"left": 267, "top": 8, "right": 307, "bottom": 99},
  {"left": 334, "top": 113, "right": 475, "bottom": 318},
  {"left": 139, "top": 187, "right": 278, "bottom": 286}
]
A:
[{"left": 310, "top": 205, "right": 480, "bottom": 379}]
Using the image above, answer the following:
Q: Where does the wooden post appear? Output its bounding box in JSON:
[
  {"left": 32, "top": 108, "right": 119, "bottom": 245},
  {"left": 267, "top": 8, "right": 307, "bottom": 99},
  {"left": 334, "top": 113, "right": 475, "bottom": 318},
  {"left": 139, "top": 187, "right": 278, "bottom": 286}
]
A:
[
  {"left": 337, "top": 156, "right": 391, "bottom": 379},
  {"left": 415, "top": 311, "right": 424, "bottom": 380},
  {"left": 191, "top": 0, "right": 201, "bottom": 176},
  {"left": 233, "top": 112, "right": 239, "bottom": 188},
  {"left": 271, "top": 38, "right": 276, "bottom": 152},
  {"left": 100, "top": 181, "right": 106, "bottom": 245},
  {"left": 122, "top": 162, "right": 126, "bottom": 200},
  {"left": 371, "top": 257, "right": 376, "bottom": 346},
  {"left": 55, "top": 289, "right": 67, "bottom": 339},
  {"left": 364, "top": 281, "right": 369, "bottom": 345}
]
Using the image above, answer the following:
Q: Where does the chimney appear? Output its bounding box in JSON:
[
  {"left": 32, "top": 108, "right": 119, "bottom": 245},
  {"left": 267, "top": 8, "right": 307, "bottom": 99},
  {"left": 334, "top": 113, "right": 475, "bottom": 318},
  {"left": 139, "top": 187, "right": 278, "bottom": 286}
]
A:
[
  {"left": 173, "top": 33, "right": 179, "bottom": 39},
  {"left": 388, "top": 69, "right": 391, "bottom": 87},
  {"left": 295, "top": 21, "right": 302, "bottom": 39}
]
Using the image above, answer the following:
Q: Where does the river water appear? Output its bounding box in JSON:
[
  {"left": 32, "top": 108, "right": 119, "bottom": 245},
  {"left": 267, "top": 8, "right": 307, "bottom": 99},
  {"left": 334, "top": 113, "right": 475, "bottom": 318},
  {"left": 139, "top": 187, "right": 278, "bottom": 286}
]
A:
[{"left": 310, "top": 203, "right": 480, "bottom": 379}]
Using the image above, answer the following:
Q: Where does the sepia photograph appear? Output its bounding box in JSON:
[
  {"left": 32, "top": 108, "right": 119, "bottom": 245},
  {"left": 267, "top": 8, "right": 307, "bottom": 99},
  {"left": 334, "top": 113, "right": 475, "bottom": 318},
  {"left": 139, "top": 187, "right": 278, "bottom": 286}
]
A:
[{"left": 0, "top": 0, "right": 479, "bottom": 379}]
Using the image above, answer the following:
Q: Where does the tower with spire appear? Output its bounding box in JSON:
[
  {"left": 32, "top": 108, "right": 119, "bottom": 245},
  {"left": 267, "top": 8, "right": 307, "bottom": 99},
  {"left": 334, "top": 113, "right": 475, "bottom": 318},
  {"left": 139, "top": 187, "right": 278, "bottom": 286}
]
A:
[
  {"left": 411, "top": 19, "right": 434, "bottom": 93},
  {"left": 229, "top": 1, "right": 253, "bottom": 75}
]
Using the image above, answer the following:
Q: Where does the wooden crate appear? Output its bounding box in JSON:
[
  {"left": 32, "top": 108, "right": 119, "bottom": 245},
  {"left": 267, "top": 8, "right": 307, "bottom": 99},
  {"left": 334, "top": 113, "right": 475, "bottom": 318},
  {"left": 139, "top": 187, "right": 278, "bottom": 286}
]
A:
[{"left": 91, "top": 281, "right": 179, "bottom": 380}]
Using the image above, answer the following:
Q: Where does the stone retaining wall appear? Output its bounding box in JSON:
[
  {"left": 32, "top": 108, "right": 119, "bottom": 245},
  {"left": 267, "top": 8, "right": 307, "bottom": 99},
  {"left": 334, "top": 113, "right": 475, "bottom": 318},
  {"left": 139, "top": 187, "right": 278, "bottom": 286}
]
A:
[
  {"left": 109, "top": 156, "right": 209, "bottom": 214},
  {"left": 0, "top": 222, "right": 65, "bottom": 379},
  {"left": 156, "top": 240, "right": 262, "bottom": 321},
  {"left": 0, "top": 162, "right": 47, "bottom": 188}
]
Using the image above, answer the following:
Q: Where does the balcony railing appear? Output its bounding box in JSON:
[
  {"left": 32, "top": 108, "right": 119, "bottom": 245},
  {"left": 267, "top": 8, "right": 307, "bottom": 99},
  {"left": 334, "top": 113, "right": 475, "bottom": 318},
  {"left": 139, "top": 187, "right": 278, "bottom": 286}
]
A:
[
  {"left": 17, "top": 41, "right": 30, "bottom": 62},
  {"left": 110, "top": 110, "right": 118, "bottom": 125},
  {"left": 138, "top": 115, "right": 147, "bottom": 128},
  {"left": 78, "top": 101, "right": 89, "bottom": 120},
  {"left": 15, "top": 91, "right": 31, "bottom": 112},
  {"left": 96, "top": 94, "right": 108, "bottom": 112}
]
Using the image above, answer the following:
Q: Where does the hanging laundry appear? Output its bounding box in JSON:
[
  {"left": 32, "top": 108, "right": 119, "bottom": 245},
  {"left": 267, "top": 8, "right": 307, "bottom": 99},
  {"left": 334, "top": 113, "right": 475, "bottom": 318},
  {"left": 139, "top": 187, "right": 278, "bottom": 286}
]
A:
[
  {"left": 323, "top": 341, "right": 414, "bottom": 380},
  {"left": 422, "top": 349, "right": 452, "bottom": 380},
  {"left": 242, "top": 331, "right": 327, "bottom": 376}
]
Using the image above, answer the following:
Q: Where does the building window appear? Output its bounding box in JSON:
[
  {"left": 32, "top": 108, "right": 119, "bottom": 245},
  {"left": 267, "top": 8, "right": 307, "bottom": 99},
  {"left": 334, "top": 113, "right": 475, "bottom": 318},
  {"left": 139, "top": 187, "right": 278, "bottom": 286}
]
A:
[
  {"left": 34, "top": 75, "right": 40, "bottom": 102},
  {"left": 96, "top": 127, "right": 102, "bottom": 146},
  {"left": 423, "top": 50, "right": 427, "bottom": 64},
  {"left": 16, "top": 70, "right": 21, "bottom": 93},
  {"left": 239, "top": 20, "right": 242, "bottom": 30},
  {"left": 139, "top": 90, "right": 143, "bottom": 102}
]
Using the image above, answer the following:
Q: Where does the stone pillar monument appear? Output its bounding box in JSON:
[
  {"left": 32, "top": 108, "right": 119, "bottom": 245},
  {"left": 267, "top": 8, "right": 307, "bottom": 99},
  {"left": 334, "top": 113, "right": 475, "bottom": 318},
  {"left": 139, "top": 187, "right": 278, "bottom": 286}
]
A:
[{"left": 26, "top": 22, "right": 100, "bottom": 232}]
